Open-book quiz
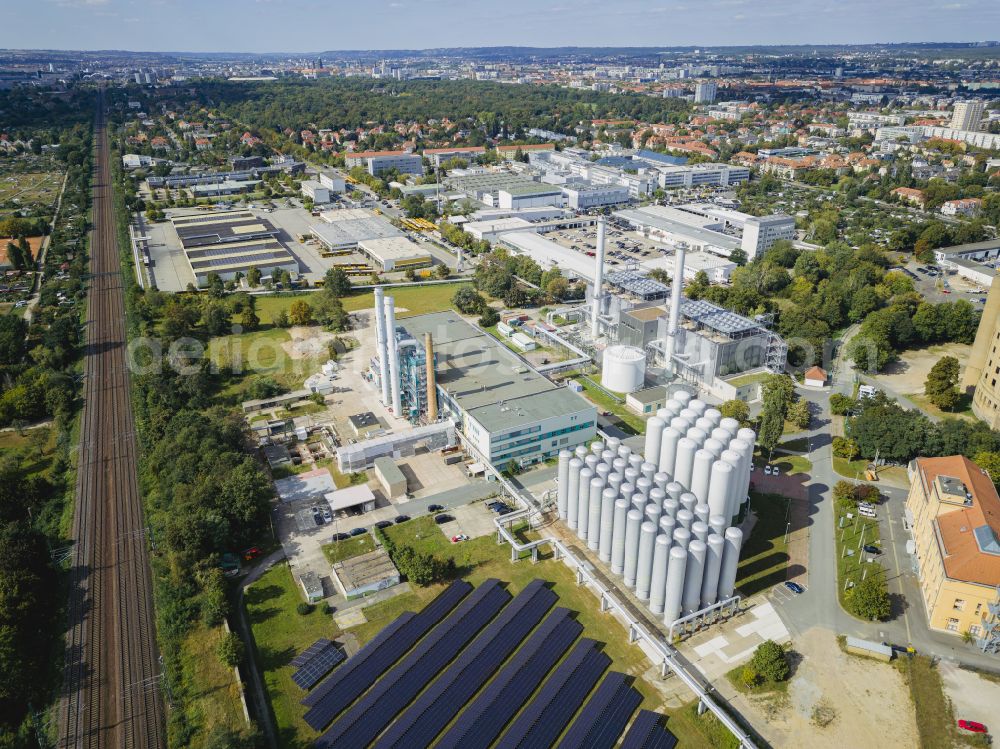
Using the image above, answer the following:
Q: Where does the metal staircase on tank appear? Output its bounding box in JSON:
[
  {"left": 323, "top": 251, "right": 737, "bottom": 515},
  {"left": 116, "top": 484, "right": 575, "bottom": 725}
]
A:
[
  {"left": 976, "top": 586, "right": 1000, "bottom": 654},
  {"left": 753, "top": 313, "right": 787, "bottom": 374}
]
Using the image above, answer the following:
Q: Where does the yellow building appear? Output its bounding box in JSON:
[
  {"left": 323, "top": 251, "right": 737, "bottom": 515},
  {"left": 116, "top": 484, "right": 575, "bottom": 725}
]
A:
[
  {"left": 906, "top": 455, "right": 1000, "bottom": 647},
  {"left": 963, "top": 275, "right": 1000, "bottom": 429}
]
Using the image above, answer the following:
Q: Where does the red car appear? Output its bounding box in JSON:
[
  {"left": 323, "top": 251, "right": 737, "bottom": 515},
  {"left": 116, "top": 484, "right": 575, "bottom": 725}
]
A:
[
  {"left": 958, "top": 720, "right": 987, "bottom": 734},
  {"left": 242, "top": 546, "right": 261, "bottom": 561}
]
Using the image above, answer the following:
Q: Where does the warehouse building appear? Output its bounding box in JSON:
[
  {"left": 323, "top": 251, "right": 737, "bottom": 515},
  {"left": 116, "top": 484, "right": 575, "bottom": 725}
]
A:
[
  {"left": 331, "top": 547, "right": 401, "bottom": 600},
  {"left": 301, "top": 179, "right": 331, "bottom": 204},
  {"left": 423, "top": 146, "right": 486, "bottom": 168},
  {"left": 498, "top": 183, "right": 565, "bottom": 210},
  {"left": 561, "top": 183, "right": 631, "bottom": 210},
  {"left": 357, "top": 236, "right": 432, "bottom": 273},
  {"left": 933, "top": 238, "right": 1000, "bottom": 289},
  {"left": 309, "top": 208, "right": 404, "bottom": 253},
  {"left": 373, "top": 456, "right": 407, "bottom": 498}
]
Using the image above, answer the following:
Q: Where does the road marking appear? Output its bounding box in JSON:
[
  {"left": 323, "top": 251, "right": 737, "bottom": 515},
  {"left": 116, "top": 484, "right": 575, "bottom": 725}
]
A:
[{"left": 886, "top": 503, "right": 913, "bottom": 642}]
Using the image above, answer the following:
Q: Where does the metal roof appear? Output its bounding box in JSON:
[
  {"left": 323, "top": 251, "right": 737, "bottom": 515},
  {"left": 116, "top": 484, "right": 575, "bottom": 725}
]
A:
[
  {"left": 681, "top": 299, "right": 761, "bottom": 336},
  {"left": 605, "top": 270, "right": 669, "bottom": 298}
]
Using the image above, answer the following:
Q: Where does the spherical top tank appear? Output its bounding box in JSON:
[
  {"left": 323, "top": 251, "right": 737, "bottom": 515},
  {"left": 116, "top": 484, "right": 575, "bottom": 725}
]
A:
[{"left": 601, "top": 345, "right": 647, "bottom": 394}]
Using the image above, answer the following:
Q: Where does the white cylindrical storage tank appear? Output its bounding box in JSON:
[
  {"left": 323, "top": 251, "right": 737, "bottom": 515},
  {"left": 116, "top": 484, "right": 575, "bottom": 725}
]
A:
[
  {"left": 601, "top": 449, "right": 616, "bottom": 467},
  {"left": 599, "top": 488, "right": 617, "bottom": 562},
  {"left": 619, "top": 482, "right": 635, "bottom": 503},
  {"left": 723, "top": 444, "right": 749, "bottom": 521},
  {"left": 718, "top": 527, "right": 744, "bottom": 600},
  {"left": 623, "top": 509, "right": 643, "bottom": 588},
  {"left": 676, "top": 508, "right": 693, "bottom": 532},
  {"left": 628, "top": 454, "right": 643, "bottom": 473},
  {"left": 636, "top": 477, "right": 652, "bottom": 500},
  {"left": 575, "top": 444, "right": 589, "bottom": 461},
  {"left": 666, "top": 482, "right": 684, "bottom": 501},
  {"left": 576, "top": 467, "right": 593, "bottom": 538},
  {"left": 694, "top": 504, "right": 711, "bottom": 526},
  {"left": 711, "top": 427, "right": 732, "bottom": 446},
  {"left": 701, "top": 534, "right": 725, "bottom": 608},
  {"left": 557, "top": 450, "right": 572, "bottom": 519},
  {"left": 679, "top": 407, "right": 699, "bottom": 423},
  {"left": 587, "top": 477, "right": 603, "bottom": 550},
  {"left": 606, "top": 437, "right": 621, "bottom": 455},
  {"left": 672, "top": 525, "right": 691, "bottom": 551},
  {"left": 690, "top": 449, "right": 715, "bottom": 505},
  {"left": 649, "top": 487, "right": 666, "bottom": 510},
  {"left": 707, "top": 460, "right": 735, "bottom": 520},
  {"left": 659, "top": 514, "right": 676, "bottom": 541},
  {"left": 669, "top": 416, "right": 691, "bottom": 436},
  {"left": 611, "top": 499, "right": 629, "bottom": 575},
  {"left": 649, "top": 534, "right": 671, "bottom": 615},
  {"left": 644, "top": 417, "right": 665, "bottom": 469},
  {"left": 682, "top": 539, "right": 707, "bottom": 615},
  {"left": 630, "top": 493, "right": 646, "bottom": 514},
  {"left": 640, "top": 461, "right": 657, "bottom": 484},
  {"left": 612, "top": 457, "right": 627, "bottom": 475},
  {"left": 596, "top": 464, "right": 610, "bottom": 489},
  {"left": 663, "top": 546, "right": 688, "bottom": 624},
  {"left": 680, "top": 492, "right": 698, "bottom": 515},
  {"left": 601, "top": 345, "right": 646, "bottom": 394},
  {"left": 674, "top": 390, "right": 692, "bottom": 406},
  {"left": 688, "top": 399, "right": 707, "bottom": 416},
  {"left": 695, "top": 417, "right": 715, "bottom": 435},
  {"left": 623, "top": 468, "right": 639, "bottom": 491},
  {"left": 644, "top": 502, "right": 661, "bottom": 528},
  {"left": 653, "top": 472, "right": 670, "bottom": 492},
  {"left": 591, "top": 440, "right": 605, "bottom": 455},
  {"left": 608, "top": 472, "right": 623, "bottom": 499},
  {"left": 585, "top": 453, "right": 599, "bottom": 475},
  {"left": 658, "top": 427, "right": 681, "bottom": 476},
  {"left": 709, "top": 514, "right": 728, "bottom": 538},
  {"left": 673, "top": 437, "right": 697, "bottom": 489},
  {"left": 566, "top": 458, "right": 583, "bottom": 528},
  {"left": 617, "top": 444, "right": 631, "bottom": 461},
  {"left": 663, "top": 498, "right": 679, "bottom": 520},
  {"left": 703, "top": 437, "right": 725, "bottom": 459},
  {"left": 704, "top": 408, "right": 722, "bottom": 428},
  {"left": 636, "top": 521, "right": 657, "bottom": 601},
  {"left": 691, "top": 520, "right": 709, "bottom": 544},
  {"left": 686, "top": 427, "right": 707, "bottom": 448},
  {"left": 719, "top": 417, "right": 740, "bottom": 439}
]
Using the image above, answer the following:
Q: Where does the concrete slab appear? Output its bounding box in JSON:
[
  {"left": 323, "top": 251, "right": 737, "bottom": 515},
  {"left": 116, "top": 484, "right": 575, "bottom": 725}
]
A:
[
  {"left": 333, "top": 609, "right": 367, "bottom": 629},
  {"left": 940, "top": 659, "right": 1000, "bottom": 731}
]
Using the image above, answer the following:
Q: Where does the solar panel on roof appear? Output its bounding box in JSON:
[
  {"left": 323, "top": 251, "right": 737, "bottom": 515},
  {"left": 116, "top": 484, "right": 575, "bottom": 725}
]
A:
[
  {"left": 556, "top": 671, "right": 642, "bottom": 749},
  {"left": 291, "top": 643, "right": 345, "bottom": 691},
  {"left": 495, "top": 638, "right": 610, "bottom": 749},
  {"left": 291, "top": 638, "right": 333, "bottom": 668},
  {"left": 435, "top": 607, "right": 581, "bottom": 749},
  {"left": 620, "top": 710, "right": 679, "bottom": 749},
  {"left": 301, "top": 580, "right": 470, "bottom": 728},
  {"left": 374, "top": 579, "right": 557, "bottom": 749},
  {"left": 315, "top": 579, "right": 509, "bottom": 747}
]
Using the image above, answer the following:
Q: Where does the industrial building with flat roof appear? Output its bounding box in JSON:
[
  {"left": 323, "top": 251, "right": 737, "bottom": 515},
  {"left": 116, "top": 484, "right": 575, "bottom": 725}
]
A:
[
  {"left": 170, "top": 211, "right": 298, "bottom": 285},
  {"left": 330, "top": 547, "right": 401, "bottom": 599},
  {"left": 344, "top": 150, "right": 423, "bottom": 177},
  {"left": 309, "top": 208, "right": 405, "bottom": 253},
  {"left": 356, "top": 236, "right": 432, "bottom": 272}
]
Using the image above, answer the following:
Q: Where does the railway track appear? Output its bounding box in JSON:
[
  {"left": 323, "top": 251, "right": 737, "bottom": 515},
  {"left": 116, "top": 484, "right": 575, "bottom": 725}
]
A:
[{"left": 58, "top": 95, "right": 164, "bottom": 749}]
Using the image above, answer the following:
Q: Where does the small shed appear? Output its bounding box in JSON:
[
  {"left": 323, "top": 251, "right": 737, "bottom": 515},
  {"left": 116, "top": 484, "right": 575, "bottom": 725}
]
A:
[
  {"left": 299, "top": 571, "right": 324, "bottom": 603},
  {"left": 349, "top": 411, "right": 380, "bottom": 438},
  {"left": 626, "top": 386, "right": 667, "bottom": 415},
  {"left": 331, "top": 548, "right": 400, "bottom": 600},
  {"left": 803, "top": 366, "right": 828, "bottom": 388},
  {"left": 373, "top": 456, "right": 407, "bottom": 499},
  {"left": 845, "top": 636, "right": 893, "bottom": 662},
  {"left": 325, "top": 484, "right": 377, "bottom": 514}
]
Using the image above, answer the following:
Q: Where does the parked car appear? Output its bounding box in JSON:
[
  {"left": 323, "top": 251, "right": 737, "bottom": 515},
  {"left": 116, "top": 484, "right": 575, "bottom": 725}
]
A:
[
  {"left": 450, "top": 534, "right": 470, "bottom": 543},
  {"left": 322, "top": 507, "right": 332, "bottom": 523},
  {"left": 784, "top": 581, "right": 804, "bottom": 594},
  {"left": 394, "top": 515, "right": 410, "bottom": 524},
  {"left": 434, "top": 514, "right": 453, "bottom": 524},
  {"left": 242, "top": 546, "right": 261, "bottom": 561},
  {"left": 771, "top": 466, "right": 781, "bottom": 476},
  {"left": 859, "top": 509, "right": 877, "bottom": 519},
  {"left": 958, "top": 720, "right": 988, "bottom": 734},
  {"left": 763, "top": 465, "right": 773, "bottom": 475},
  {"left": 428, "top": 504, "right": 444, "bottom": 512},
  {"left": 331, "top": 532, "right": 349, "bottom": 541},
  {"left": 349, "top": 527, "right": 367, "bottom": 536},
  {"left": 374, "top": 520, "right": 393, "bottom": 529},
  {"left": 863, "top": 544, "right": 882, "bottom": 555}
]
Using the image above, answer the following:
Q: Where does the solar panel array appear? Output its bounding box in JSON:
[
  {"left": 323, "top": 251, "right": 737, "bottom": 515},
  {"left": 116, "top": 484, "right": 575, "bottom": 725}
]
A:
[
  {"left": 556, "top": 671, "right": 643, "bottom": 749},
  {"left": 291, "top": 641, "right": 345, "bottom": 691},
  {"left": 495, "top": 638, "right": 611, "bottom": 749},
  {"left": 315, "top": 579, "right": 510, "bottom": 748},
  {"left": 620, "top": 710, "right": 679, "bottom": 749},
  {"left": 291, "top": 638, "right": 333, "bottom": 668},
  {"left": 374, "top": 579, "right": 557, "bottom": 749},
  {"left": 301, "top": 579, "right": 471, "bottom": 730},
  {"left": 436, "top": 606, "right": 582, "bottom": 749}
]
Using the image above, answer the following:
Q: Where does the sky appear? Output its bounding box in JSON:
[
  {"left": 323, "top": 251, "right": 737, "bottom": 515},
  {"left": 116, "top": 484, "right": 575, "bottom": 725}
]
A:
[{"left": 2, "top": 0, "right": 999, "bottom": 54}]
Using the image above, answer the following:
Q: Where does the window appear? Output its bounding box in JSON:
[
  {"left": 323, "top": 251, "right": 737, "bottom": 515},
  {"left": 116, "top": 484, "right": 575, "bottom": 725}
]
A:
[
  {"left": 975, "top": 603, "right": 983, "bottom": 615},
  {"left": 970, "top": 625, "right": 981, "bottom": 637},
  {"left": 946, "top": 618, "right": 960, "bottom": 632},
  {"left": 953, "top": 599, "right": 966, "bottom": 612}
]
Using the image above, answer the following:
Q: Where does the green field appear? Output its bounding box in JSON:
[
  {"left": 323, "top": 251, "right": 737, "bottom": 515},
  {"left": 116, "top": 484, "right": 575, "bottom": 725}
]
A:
[
  {"left": 736, "top": 493, "right": 791, "bottom": 597},
  {"left": 573, "top": 376, "right": 645, "bottom": 434},
  {"left": 835, "top": 503, "right": 883, "bottom": 614},
  {"left": 322, "top": 534, "right": 374, "bottom": 564},
  {"left": 770, "top": 453, "right": 813, "bottom": 476},
  {"left": 175, "top": 623, "right": 251, "bottom": 744},
  {"left": 246, "top": 515, "right": 736, "bottom": 748}
]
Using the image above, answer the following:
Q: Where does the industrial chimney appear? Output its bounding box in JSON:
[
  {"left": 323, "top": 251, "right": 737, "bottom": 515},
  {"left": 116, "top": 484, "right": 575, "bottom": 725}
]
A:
[
  {"left": 663, "top": 242, "right": 687, "bottom": 373},
  {"left": 424, "top": 332, "right": 438, "bottom": 421},
  {"left": 385, "top": 296, "right": 402, "bottom": 416},
  {"left": 374, "top": 286, "right": 391, "bottom": 406},
  {"left": 591, "top": 216, "right": 606, "bottom": 339}
]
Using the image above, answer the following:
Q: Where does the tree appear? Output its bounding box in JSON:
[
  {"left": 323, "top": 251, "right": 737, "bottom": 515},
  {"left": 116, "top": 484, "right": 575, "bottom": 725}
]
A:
[
  {"left": 217, "top": 631, "right": 244, "bottom": 667},
  {"left": 832, "top": 436, "right": 860, "bottom": 461},
  {"left": 829, "top": 393, "right": 856, "bottom": 416},
  {"left": 288, "top": 299, "right": 313, "bottom": 326},
  {"left": 719, "top": 399, "right": 751, "bottom": 427},
  {"left": 729, "top": 248, "right": 748, "bottom": 266},
  {"left": 846, "top": 574, "right": 891, "bottom": 621},
  {"left": 202, "top": 301, "right": 232, "bottom": 337},
  {"left": 847, "top": 394, "right": 930, "bottom": 462},
  {"left": 452, "top": 286, "right": 485, "bottom": 315},
  {"left": 925, "top": 356, "right": 961, "bottom": 411},
  {"left": 435, "top": 263, "right": 451, "bottom": 279},
  {"left": 787, "top": 399, "right": 810, "bottom": 429},
  {"left": 749, "top": 640, "right": 790, "bottom": 683},
  {"left": 502, "top": 284, "right": 528, "bottom": 309},
  {"left": 240, "top": 297, "right": 260, "bottom": 331},
  {"left": 404, "top": 267, "right": 416, "bottom": 282},
  {"left": 478, "top": 307, "right": 500, "bottom": 327},
  {"left": 973, "top": 451, "right": 1000, "bottom": 487},
  {"left": 758, "top": 406, "right": 784, "bottom": 456},
  {"left": 273, "top": 310, "right": 291, "bottom": 328},
  {"left": 323, "top": 267, "right": 353, "bottom": 297},
  {"left": 247, "top": 266, "right": 261, "bottom": 287}
]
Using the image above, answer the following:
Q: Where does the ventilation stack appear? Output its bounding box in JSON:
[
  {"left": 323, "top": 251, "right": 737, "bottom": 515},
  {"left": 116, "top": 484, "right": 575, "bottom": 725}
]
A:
[
  {"left": 385, "top": 296, "right": 402, "bottom": 416},
  {"left": 663, "top": 243, "right": 687, "bottom": 373},
  {"left": 591, "top": 216, "right": 606, "bottom": 339},
  {"left": 424, "top": 333, "right": 438, "bottom": 421},
  {"left": 373, "top": 286, "right": 391, "bottom": 406}
]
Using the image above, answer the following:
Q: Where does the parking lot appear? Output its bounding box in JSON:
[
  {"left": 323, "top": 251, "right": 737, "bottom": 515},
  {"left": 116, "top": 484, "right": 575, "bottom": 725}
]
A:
[
  {"left": 896, "top": 260, "right": 989, "bottom": 306},
  {"left": 541, "top": 223, "right": 668, "bottom": 271}
]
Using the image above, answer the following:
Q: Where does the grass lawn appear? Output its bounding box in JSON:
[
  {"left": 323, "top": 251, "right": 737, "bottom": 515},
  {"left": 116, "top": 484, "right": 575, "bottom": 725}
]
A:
[
  {"left": 776, "top": 437, "right": 810, "bottom": 453},
  {"left": 322, "top": 535, "right": 375, "bottom": 564},
  {"left": 771, "top": 453, "right": 813, "bottom": 476},
  {"left": 208, "top": 327, "right": 316, "bottom": 395},
  {"left": 665, "top": 702, "right": 741, "bottom": 749},
  {"left": 910, "top": 393, "right": 976, "bottom": 422},
  {"left": 725, "top": 662, "right": 790, "bottom": 696},
  {"left": 175, "top": 623, "right": 249, "bottom": 744},
  {"left": 574, "top": 376, "right": 645, "bottom": 435},
  {"left": 736, "top": 493, "right": 791, "bottom": 597},
  {"left": 834, "top": 504, "right": 883, "bottom": 614},
  {"left": 833, "top": 455, "right": 869, "bottom": 479}
]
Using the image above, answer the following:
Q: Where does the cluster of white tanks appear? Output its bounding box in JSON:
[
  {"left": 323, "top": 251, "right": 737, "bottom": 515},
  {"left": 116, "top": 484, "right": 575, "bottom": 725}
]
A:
[{"left": 556, "top": 391, "right": 756, "bottom": 625}]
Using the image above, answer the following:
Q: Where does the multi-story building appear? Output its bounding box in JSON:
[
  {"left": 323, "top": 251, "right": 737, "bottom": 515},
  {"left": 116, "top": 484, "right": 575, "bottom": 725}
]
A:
[
  {"left": 742, "top": 214, "right": 797, "bottom": 258},
  {"left": 656, "top": 163, "right": 750, "bottom": 189},
  {"left": 344, "top": 150, "right": 423, "bottom": 177},
  {"left": 561, "top": 183, "right": 630, "bottom": 210},
  {"left": 951, "top": 100, "right": 985, "bottom": 132},
  {"left": 694, "top": 81, "right": 717, "bottom": 104},
  {"left": 906, "top": 456, "right": 1000, "bottom": 646}
]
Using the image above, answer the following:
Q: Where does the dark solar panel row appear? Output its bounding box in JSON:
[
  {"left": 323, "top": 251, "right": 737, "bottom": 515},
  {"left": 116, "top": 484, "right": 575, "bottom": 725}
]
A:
[
  {"left": 375, "top": 579, "right": 558, "bottom": 749},
  {"left": 495, "top": 638, "right": 610, "bottom": 749},
  {"left": 620, "top": 710, "right": 678, "bottom": 749},
  {"left": 291, "top": 638, "right": 333, "bottom": 668},
  {"left": 315, "top": 579, "right": 510, "bottom": 748},
  {"left": 291, "top": 643, "right": 344, "bottom": 691},
  {"left": 436, "top": 607, "right": 581, "bottom": 749},
  {"left": 556, "top": 671, "right": 643, "bottom": 749},
  {"left": 301, "top": 580, "right": 471, "bottom": 728}
]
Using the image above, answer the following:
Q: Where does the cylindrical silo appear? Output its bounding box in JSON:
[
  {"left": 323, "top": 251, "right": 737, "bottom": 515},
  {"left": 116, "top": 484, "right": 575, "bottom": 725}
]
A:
[
  {"left": 649, "top": 487, "right": 666, "bottom": 511},
  {"left": 636, "top": 521, "right": 657, "bottom": 601},
  {"left": 653, "top": 472, "right": 670, "bottom": 492},
  {"left": 691, "top": 520, "right": 709, "bottom": 544},
  {"left": 567, "top": 458, "right": 582, "bottom": 528},
  {"left": 644, "top": 417, "right": 665, "bottom": 469},
  {"left": 680, "top": 492, "right": 698, "bottom": 515},
  {"left": 688, "top": 398, "right": 706, "bottom": 415},
  {"left": 704, "top": 408, "right": 722, "bottom": 428},
  {"left": 591, "top": 440, "right": 605, "bottom": 456},
  {"left": 682, "top": 539, "right": 707, "bottom": 615},
  {"left": 601, "top": 449, "right": 616, "bottom": 467},
  {"left": 606, "top": 437, "right": 621, "bottom": 455},
  {"left": 628, "top": 453, "right": 644, "bottom": 473},
  {"left": 640, "top": 461, "right": 657, "bottom": 484},
  {"left": 608, "top": 472, "right": 623, "bottom": 499},
  {"left": 711, "top": 427, "right": 732, "bottom": 447},
  {"left": 734, "top": 433, "right": 756, "bottom": 516},
  {"left": 623, "top": 509, "right": 643, "bottom": 588},
  {"left": 649, "top": 534, "right": 671, "bottom": 615},
  {"left": 673, "top": 524, "right": 692, "bottom": 548},
  {"left": 587, "top": 477, "right": 603, "bottom": 550},
  {"left": 719, "top": 417, "right": 740, "bottom": 439},
  {"left": 674, "top": 390, "right": 692, "bottom": 407},
  {"left": 612, "top": 457, "right": 627, "bottom": 475},
  {"left": 619, "top": 482, "right": 635, "bottom": 502},
  {"left": 666, "top": 482, "right": 684, "bottom": 502},
  {"left": 596, "top": 464, "right": 611, "bottom": 490},
  {"left": 617, "top": 444, "right": 631, "bottom": 461},
  {"left": 575, "top": 444, "right": 589, "bottom": 461},
  {"left": 630, "top": 493, "right": 646, "bottom": 514},
  {"left": 695, "top": 416, "right": 715, "bottom": 435},
  {"left": 662, "top": 497, "right": 679, "bottom": 520},
  {"left": 601, "top": 345, "right": 646, "bottom": 394},
  {"left": 557, "top": 450, "right": 572, "bottom": 519},
  {"left": 718, "top": 527, "right": 744, "bottom": 600},
  {"left": 659, "top": 514, "right": 676, "bottom": 541},
  {"left": 674, "top": 437, "right": 697, "bottom": 489},
  {"left": 670, "top": 416, "right": 691, "bottom": 436},
  {"left": 624, "top": 466, "right": 640, "bottom": 487},
  {"left": 611, "top": 499, "right": 629, "bottom": 575},
  {"left": 676, "top": 508, "right": 693, "bottom": 532},
  {"left": 723, "top": 443, "right": 750, "bottom": 521},
  {"left": 690, "top": 449, "right": 715, "bottom": 505},
  {"left": 694, "top": 503, "right": 711, "bottom": 526},
  {"left": 707, "top": 460, "right": 735, "bottom": 520},
  {"left": 709, "top": 514, "right": 728, "bottom": 538},
  {"left": 663, "top": 546, "right": 688, "bottom": 624},
  {"left": 686, "top": 427, "right": 707, "bottom": 448},
  {"left": 679, "top": 407, "right": 699, "bottom": 424},
  {"left": 577, "top": 467, "right": 593, "bottom": 538},
  {"left": 703, "top": 437, "right": 725, "bottom": 459},
  {"left": 585, "top": 453, "right": 599, "bottom": 475},
  {"left": 644, "top": 501, "right": 661, "bottom": 528},
  {"left": 599, "top": 488, "right": 617, "bottom": 562},
  {"left": 701, "top": 534, "right": 725, "bottom": 608},
  {"left": 658, "top": 427, "right": 681, "bottom": 476},
  {"left": 636, "top": 476, "right": 652, "bottom": 500}
]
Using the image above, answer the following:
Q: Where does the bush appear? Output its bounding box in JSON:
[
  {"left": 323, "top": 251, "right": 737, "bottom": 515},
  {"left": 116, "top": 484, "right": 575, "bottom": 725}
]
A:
[
  {"left": 832, "top": 436, "right": 860, "bottom": 461},
  {"left": 749, "top": 640, "right": 790, "bottom": 683},
  {"left": 217, "top": 631, "right": 244, "bottom": 668},
  {"left": 376, "top": 528, "right": 455, "bottom": 586},
  {"left": 296, "top": 602, "right": 314, "bottom": 615},
  {"left": 478, "top": 306, "right": 500, "bottom": 327},
  {"left": 846, "top": 574, "right": 891, "bottom": 621},
  {"left": 830, "top": 393, "right": 856, "bottom": 415}
]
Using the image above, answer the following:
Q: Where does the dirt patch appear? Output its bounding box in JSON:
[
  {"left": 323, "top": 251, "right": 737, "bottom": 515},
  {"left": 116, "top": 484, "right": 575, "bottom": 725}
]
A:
[
  {"left": 874, "top": 343, "right": 972, "bottom": 396},
  {"left": 734, "top": 628, "right": 918, "bottom": 749},
  {"left": 282, "top": 326, "right": 337, "bottom": 360}
]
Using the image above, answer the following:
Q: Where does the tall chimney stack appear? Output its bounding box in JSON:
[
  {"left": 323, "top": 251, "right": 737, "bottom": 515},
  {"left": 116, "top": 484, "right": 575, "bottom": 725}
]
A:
[
  {"left": 385, "top": 296, "right": 402, "bottom": 416},
  {"left": 664, "top": 243, "right": 686, "bottom": 372},
  {"left": 374, "top": 286, "right": 391, "bottom": 405},
  {"left": 424, "top": 332, "right": 438, "bottom": 421},
  {"left": 591, "top": 216, "right": 606, "bottom": 338}
]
